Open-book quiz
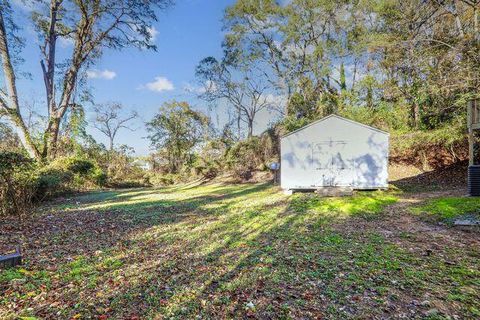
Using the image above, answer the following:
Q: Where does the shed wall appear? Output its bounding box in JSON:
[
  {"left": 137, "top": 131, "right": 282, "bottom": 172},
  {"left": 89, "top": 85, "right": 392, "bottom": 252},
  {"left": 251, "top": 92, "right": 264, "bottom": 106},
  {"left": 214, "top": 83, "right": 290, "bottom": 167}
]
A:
[{"left": 280, "top": 116, "right": 389, "bottom": 190}]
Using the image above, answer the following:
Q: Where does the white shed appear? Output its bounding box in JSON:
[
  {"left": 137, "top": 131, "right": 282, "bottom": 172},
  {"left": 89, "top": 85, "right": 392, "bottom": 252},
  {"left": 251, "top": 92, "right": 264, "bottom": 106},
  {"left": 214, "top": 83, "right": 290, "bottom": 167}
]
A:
[{"left": 280, "top": 115, "right": 389, "bottom": 191}]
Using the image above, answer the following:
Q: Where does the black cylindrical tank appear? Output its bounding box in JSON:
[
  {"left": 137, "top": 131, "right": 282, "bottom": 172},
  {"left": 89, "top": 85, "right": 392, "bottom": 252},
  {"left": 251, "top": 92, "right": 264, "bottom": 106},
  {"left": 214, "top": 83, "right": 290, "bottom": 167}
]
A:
[{"left": 468, "top": 165, "right": 480, "bottom": 196}]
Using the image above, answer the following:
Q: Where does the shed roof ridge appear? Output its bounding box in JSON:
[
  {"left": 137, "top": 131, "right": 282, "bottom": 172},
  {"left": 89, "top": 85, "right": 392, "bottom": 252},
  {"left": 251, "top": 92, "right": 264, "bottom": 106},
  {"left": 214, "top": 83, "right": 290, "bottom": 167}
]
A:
[{"left": 280, "top": 114, "right": 389, "bottom": 138}]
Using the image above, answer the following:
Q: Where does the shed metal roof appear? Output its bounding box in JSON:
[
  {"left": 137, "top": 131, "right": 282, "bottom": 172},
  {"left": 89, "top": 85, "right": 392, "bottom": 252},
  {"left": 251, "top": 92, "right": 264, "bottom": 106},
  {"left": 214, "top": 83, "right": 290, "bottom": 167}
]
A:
[{"left": 280, "top": 114, "right": 389, "bottom": 139}]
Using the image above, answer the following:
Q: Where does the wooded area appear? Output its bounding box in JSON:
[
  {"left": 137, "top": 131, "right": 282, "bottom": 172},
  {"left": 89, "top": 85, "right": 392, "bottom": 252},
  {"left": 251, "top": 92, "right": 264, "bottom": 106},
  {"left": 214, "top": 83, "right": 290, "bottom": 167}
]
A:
[{"left": 2, "top": 0, "right": 479, "bottom": 215}]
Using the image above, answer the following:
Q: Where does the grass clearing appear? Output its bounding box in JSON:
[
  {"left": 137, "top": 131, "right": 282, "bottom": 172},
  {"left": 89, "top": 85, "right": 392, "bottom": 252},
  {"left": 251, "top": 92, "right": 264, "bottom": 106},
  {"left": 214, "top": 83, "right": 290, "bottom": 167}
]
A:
[
  {"left": 411, "top": 196, "right": 480, "bottom": 221},
  {"left": 1, "top": 183, "right": 479, "bottom": 319},
  {"left": 291, "top": 191, "right": 398, "bottom": 217}
]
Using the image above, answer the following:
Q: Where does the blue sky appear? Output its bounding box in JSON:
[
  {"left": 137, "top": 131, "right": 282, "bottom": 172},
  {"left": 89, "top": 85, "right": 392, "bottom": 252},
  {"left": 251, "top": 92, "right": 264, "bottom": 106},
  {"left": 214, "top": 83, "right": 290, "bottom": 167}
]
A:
[{"left": 10, "top": 0, "right": 279, "bottom": 155}]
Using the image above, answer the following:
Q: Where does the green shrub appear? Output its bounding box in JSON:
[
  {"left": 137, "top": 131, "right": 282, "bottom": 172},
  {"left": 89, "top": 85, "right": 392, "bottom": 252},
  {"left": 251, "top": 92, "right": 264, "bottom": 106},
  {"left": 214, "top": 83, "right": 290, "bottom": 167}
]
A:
[
  {"left": 108, "top": 180, "right": 148, "bottom": 188},
  {"left": 145, "top": 172, "right": 178, "bottom": 186},
  {"left": 158, "top": 173, "right": 176, "bottom": 185},
  {"left": 0, "top": 152, "right": 37, "bottom": 216},
  {"left": 65, "top": 158, "right": 95, "bottom": 175},
  {"left": 226, "top": 137, "right": 265, "bottom": 180},
  {"left": 192, "top": 157, "right": 220, "bottom": 180},
  {"left": 0, "top": 154, "right": 110, "bottom": 216},
  {"left": 0, "top": 152, "right": 31, "bottom": 172},
  {"left": 48, "top": 156, "right": 95, "bottom": 176},
  {"left": 200, "top": 164, "right": 219, "bottom": 179},
  {"left": 35, "top": 157, "right": 108, "bottom": 200},
  {"left": 90, "top": 167, "right": 108, "bottom": 187},
  {"left": 36, "top": 168, "right": 74, "bottom": 199},
  {"left": 281, "top": 115, "right": 312, "bottom": 133}
]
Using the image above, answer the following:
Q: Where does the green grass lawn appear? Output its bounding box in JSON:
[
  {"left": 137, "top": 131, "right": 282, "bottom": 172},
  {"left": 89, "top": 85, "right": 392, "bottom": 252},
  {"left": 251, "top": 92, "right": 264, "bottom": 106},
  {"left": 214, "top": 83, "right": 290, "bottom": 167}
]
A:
[
  {"left": 1, "top": 184, "right": 479, "bottom": 319},
  {"left": 411, "top": 197, "right": 480, "bottom": 222}
]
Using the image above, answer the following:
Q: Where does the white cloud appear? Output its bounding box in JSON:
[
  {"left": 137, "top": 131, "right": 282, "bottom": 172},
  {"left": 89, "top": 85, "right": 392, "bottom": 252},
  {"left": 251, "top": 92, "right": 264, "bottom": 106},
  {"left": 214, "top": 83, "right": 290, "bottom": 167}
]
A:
[
  {"left": 144, "top": 76, "right": 174, "bottom": 92},
  {"left": 147, "top": 26, "right": 159, "bottom": 43},
  {"left": 86, "top": 69, "right": 117, "bottom": 80}
]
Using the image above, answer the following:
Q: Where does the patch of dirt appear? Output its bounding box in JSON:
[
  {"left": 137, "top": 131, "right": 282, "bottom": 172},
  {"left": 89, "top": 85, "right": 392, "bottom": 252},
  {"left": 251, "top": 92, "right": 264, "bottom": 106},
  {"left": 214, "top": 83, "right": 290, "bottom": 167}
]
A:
[
  {"left": 385, "top": 190, "right": 479, "bottom": 252},
  {"left": 390, "top": 161, "right": 468, "bottom": 191},
  {"left": 333, "top": 188, "right": 478, "bottom": 248},
  {"left": 390, "top": 139, "right": 468, "bottom": 169},
  {"left": 329, "top": 188, "right": 480, "bottom": 318},
  {"left": 212, "top": 170, "right": 274, "bottom": 184}
]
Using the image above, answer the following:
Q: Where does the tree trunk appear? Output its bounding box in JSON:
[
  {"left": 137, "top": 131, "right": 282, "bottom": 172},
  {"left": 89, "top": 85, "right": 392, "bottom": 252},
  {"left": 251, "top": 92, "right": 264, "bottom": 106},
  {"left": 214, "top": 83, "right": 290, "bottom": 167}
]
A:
[
  {"left": 41, "top": 0, "right": 60, "bottom": 117},
  {"left": 9, "top": 109, "right": 42, "bottom": 159},
  {"left": 42, "top": 53, "right": 82, "bottom": 159},
  {"left": 366, "top": 86, "right": 374, "bottom": 110},
  {"left": 109, "top": 137, "right": 114, "bottom": 151},
  {"left": 43, "top": 117, "right": 61, "bottom": 160},
  {"left": 0, "top": 10, "right": 41, "bottom": 159},
  {"left": 237, "top": 109, "right": 241, "bottom": 139},
  {"left": 247, "top": 117, "right": 254, "bottom": 138},
  {"left": 452, "top": 1, "right": 465, "bottom": 38},
  {"left": 411, "top": 102, "right": 420, "bottom": 129}
]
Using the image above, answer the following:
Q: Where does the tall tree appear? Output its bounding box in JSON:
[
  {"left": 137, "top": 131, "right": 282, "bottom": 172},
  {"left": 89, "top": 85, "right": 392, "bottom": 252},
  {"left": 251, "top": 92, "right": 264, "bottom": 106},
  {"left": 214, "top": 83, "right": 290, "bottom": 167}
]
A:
[
  {"left": 0, "top": 0, "right": 38, "bottom": 157},
  {"left": 223, "top": 0, "right": 367, "bottom": 116},
  {"left": 0, "top": 0, "right": 171, "bottom": 160},
  {"left": 368, "top": 0, "right": 480, "bottom": 129},
  {"left": 224, "top": 0, "right": 480, "bottom": 132}
]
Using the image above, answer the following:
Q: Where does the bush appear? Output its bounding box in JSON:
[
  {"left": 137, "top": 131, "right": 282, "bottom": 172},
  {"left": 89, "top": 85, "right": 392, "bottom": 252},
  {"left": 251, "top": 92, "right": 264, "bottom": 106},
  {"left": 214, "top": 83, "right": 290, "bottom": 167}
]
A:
[
  {"left": 0, "top": 152, "right": 37, "bottom": 216},
  {"left": 146, "top": 172, "right": 177, "bottom": 186},
  {"left": 90, "top": 167, "right": 108, "bottom": 187},
  {"left": 199, "top": 163, "right": 219, "bottom": 179},
  {"left": 47, "top": 156, "right": 95, "bottom": 176},
  {"left": 281, "top": 115, "right": 312, "bottom": 133},
  {"left": 1, "top": 154, "right": 111, "bottom": 216},
  {"left": 65, "top": 158, "right": 95, "bottom": 175},
  {"left": 107, "top": 180, "right": 149, "bottom": 188},
  {"left": 225, "top": 137, "right": 265, "bottom": 180},
  {"left": 192, "top": 158, "right": 220, "bottom": 180},
  {"left": 34, "top": 157, "right": 104, "bottom": 195},
  {"left": 35, "top": 168, "right": 74, "bottom": 200},
  {"left": 36, "top": 158, "right": 104, "bottom": 199}
]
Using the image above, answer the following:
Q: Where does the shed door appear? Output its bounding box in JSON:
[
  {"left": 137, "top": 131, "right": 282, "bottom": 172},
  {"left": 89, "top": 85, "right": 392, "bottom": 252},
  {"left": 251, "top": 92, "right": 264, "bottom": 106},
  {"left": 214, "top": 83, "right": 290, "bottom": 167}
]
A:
[{"left": 312, "top": 140, "right": 354, "bottom": 187}]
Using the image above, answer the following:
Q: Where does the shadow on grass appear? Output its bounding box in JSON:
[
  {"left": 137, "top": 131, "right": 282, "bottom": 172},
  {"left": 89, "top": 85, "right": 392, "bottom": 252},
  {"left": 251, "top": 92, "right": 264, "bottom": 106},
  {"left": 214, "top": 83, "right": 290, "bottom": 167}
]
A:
[
  {"left": 3, "top": 183, "right": 478, "bottom": 319},
  {"left": 76, "top": 191, "right": 398, "bottom": 318},
  {"left": 100, "top": 198, "right": 480, "bottom": 319},
  {"left": 0, "top": 183, "right": 274, "bottom": 264},
  {"left": 94, "top": 197, "right": 421, "bottom": 319}
]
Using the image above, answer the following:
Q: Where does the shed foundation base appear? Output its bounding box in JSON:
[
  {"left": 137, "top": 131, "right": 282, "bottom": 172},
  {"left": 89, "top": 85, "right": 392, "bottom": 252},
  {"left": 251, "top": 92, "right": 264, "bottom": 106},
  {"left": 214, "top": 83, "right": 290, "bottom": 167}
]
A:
[
  {"left": 282, "top": 186, "right": 387, "bottom": 197},
  {"left": 315, "top": 187, "right": 354, "bottom": 197}
]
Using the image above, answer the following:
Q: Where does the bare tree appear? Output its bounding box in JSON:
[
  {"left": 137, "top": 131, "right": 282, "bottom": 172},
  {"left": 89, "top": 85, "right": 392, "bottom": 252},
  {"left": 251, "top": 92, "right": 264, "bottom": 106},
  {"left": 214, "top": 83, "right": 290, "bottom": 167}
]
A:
[
  {"left": 196, "top": 57, "right": 274, "bottom": 138},
  {"left": 92, "top": 102, "right": 137, "bottom": 151},
  {"left": 0, "top": 0, "right": 171, "bottom": 160}
]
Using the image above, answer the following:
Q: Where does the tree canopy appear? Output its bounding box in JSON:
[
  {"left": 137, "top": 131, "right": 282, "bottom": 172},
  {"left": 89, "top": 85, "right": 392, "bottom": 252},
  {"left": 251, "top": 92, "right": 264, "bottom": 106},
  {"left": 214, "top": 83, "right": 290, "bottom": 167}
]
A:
[
  {"left": 147, "top": 101, "right": 210, "bottom": 174},
  {"left": 222, "top": 0, "right": 480, "bottom": 135},
  {"left": 0, "top": 0, "right": 171, "bottom": 160}
]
